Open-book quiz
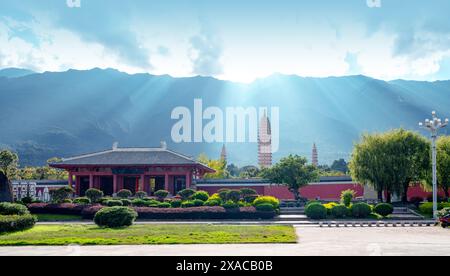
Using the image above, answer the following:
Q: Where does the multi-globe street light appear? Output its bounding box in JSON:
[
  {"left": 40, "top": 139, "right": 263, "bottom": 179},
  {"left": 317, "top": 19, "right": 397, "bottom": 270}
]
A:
[{"left": 419, "top": 111, "right": 449, "bottom": 219}]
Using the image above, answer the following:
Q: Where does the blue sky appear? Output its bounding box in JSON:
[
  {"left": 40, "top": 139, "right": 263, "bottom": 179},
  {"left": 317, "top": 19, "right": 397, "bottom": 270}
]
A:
[{"left": 1, "top": 0, "right": 450, "bottom": 82}]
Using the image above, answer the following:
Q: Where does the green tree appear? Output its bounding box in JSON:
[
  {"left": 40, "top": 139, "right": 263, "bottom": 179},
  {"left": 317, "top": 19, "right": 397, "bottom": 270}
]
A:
[
  {"left": 261, "top": 155, "right": 319, "bottom": 201},
  {"left": 437, "top": 136, "right": 450, "bottom": 199},
  {"left": 331, "top": 159, "right": 349, "bottom": 174},
  {"left": 227, "top": 164, "right": 240, "bottom": 178},
  {"left": 0, "top": 149, "right": 19, "bottom": 202},
  {"left": 350, "top": 129, "right": 430, "bottom": 203},
  {"left": 239, "top": 165, "right": 260, "bottom": 178}
]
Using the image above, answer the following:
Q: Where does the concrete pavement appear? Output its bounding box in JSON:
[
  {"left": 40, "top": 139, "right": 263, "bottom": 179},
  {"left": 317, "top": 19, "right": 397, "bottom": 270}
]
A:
[{"left": 0, "top": 226, "right": 448, "bottom": 256}]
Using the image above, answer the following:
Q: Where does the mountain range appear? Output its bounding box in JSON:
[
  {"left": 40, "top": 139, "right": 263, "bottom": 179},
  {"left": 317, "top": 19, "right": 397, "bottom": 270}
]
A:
[{"left": 0, "top": 67, "right": 449, "bottom": 167}]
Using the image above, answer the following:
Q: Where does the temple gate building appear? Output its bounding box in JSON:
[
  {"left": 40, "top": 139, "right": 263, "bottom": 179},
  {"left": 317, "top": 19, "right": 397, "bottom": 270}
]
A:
[{"left": 49, "top": 143, "right": 214, "bottom": 197}]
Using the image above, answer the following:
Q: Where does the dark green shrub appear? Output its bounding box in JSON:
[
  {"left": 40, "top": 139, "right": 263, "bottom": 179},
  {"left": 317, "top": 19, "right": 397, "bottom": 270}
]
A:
[
  {"left": 94, "top": 207, "right": 137, "bottom": 228},
  {"left": 85, "top": 189, "right": 104, "bottom": 203},
  {"left": 99, "top": 197, "right": 113, "bottom": 205},
  {"left": 419, "top": 202, "right": 450, "bottom": 215},
  {"left": 253, "top": 196, "right": 280, "bottom": 209},
  {"left": 104, "top": 200, "right": 124, "bottom": 207},
  {"left": 181, "top": 201, "right": 195, "bottom": 208},
  {"left": 340, "top": 189, "right": 356, "bottom": 207},
  {"left": 218, "top": 189, "right": 231, "bottom": 201},
  {"left": 0, "top": 202, "right": 30, "bottom": 216},
  {"left": 131, "top": 198, "right": 148, "bottom": 207},
  {"left": 120, "top": 199, "right": 132, "bottom": 206},
  {"left": 227, "top": 190, "right": 241, "bottom": 202},
  {"left": 158, "top": 202, "right": 171, "bottom": 208},
  {"left": 191, "top": 191, "right": 209, "bottom": 202},
  {"left": 177, "top": 189, "right": 196, "bottom": 200},
  {"left": 145, "top": 200, "right": 161, "bottom": 207},
  {"left": 331, "top": 204, "right": 349, "bottom": 218},
  {"left": 222, "top": 200, "right": 239, "bottom": 210},
  {"left": 305, "top": 203, "right": 327, "bottom": 220},
  {"left": 21, "top": 197, "right": 34, "bottom": 204},
  {"left": 243, "top": 195, "right": 259, "bottom": 203},
  {"left": 50, "top": 186, "right": 74, "bottom": 203},
  {"left": 116, "top": 189, "right": 132, "bottom": 199},
  {"left": 62, "top": 199, "right": 73, "bottom": 204},
  {"left": 374, "top": 203, "right": 394, "bottom": 217},
  {"left": 192, "top": 199, "right": 205, "bottom": 207},
  {"left": 305, "top": 200, "right": 321, "bottom": 207},
  {"left": 255, "top": 203, "right": 275, "bottom": 212},
  {"left": 154, "top": 190, "right": 169, "bottom": 201},
  {"left": 171, "top": 200, "right": 182, "bottom": 208},
  {"left": 204, "top": 199, "right": 221, "bottom": 206},
  {"left": 351, "top": 203, "right": 372, "bottom": 218},
  {"left": 73, "top": 197, "right": 91, "bottom": 205},
  {"left": 135, "top": 191, "right": 148, "bottom": 199},
  {"left": 0, "top": 215, "right": 37, "bottom": 233}
]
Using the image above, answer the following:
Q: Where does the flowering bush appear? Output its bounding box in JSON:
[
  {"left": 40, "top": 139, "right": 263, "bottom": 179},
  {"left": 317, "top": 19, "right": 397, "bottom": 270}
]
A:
[{"left": 253, "top": 196, "right": 280, "bottom": 209}]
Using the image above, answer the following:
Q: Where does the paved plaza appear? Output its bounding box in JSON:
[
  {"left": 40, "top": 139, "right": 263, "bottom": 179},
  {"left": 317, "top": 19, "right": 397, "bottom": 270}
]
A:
[{"left": 0, "top": 226, "right": 448, "bottom": 256}]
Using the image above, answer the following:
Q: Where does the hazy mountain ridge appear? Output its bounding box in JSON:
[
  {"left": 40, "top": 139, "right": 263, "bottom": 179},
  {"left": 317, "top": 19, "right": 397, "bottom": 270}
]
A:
[{"left": 0, "top": 68, "right": 449, "bottom": 166}]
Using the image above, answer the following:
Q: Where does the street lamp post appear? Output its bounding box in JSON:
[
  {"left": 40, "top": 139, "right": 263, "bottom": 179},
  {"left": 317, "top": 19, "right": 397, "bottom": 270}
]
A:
[{"left": 419, "top": 111, "right": 449, "bottom": 219}]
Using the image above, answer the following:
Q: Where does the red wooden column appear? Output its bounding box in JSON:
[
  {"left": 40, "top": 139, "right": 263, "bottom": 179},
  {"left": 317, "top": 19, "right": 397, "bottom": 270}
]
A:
[
  {"left": 68, "top": 172, "right": 73, "bottom": 189},
  {"left": 186, "top": 171, "right": 192, "bottom": 189},
  {"left": 140, "top": 175, "right": 145, "bottom": 192},
  {"left": 113, "top": 175, "right": 118, "bottom": 194},
  {"left": 89, "top": 174, "right": 94, "bottom": 189},
  {"left": 75, "top": 176, "right": 80, "bottom": 196},
  {"left": 164, "top": 173, "right": 169, "bottom": 192}
]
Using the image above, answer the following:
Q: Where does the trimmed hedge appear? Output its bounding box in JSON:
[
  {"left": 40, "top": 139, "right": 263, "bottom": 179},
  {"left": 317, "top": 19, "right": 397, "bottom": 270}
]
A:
[
  {"left": 0, "top": 202, "right": 30, "bottom": 216},
  {"left": 0, "top": 215, "right": 37, "bottom": 233},
  {"left": 305, "top": 203, "right": 327, "bottom": 220},
  {"left": 191, "top": 191, "right": 209, "bottom": 202},
  {"left": 116, "top": 189, "right": 132, "bottom": 199},
  {"left": 351, "top": 203, "right": 372, "bottom": 218},
  {"left": 85, "top": 189, "right": 104, "bottom": 203},
  {"left": 255, "top": 203, "right": 275, "bottom": 212},
  {"left": 253, "top": 196, "right": 280, "bottom": 209},
  {"left": 27, "top": 203, "right": 85, "bottom": 215},
  {"left": 419, "top": 202, "right": 450, "bottom": 215},
  {"left": 81, "top": 206, "right": 276, "bottom": 220},
  {"left": 104, "top": 200, "right": 124, "bottom": 207},
  {"left": 94, "top": 207, "right": 137, "bottom": 228},
  {"left": 331, "top": 204, "right": 349, "bottom": 218},
  {"left": 73, "top": 197, "right": 91, "bottom": 205},
  {"left": 374, "top": 203, "right": 394, "bottom": 217}
]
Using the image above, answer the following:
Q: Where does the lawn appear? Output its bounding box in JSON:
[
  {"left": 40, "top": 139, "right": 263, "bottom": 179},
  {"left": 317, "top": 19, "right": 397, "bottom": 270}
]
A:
[
  {"left": 0, "top": 225, "right": 297, "bottom": 246},
  {"left": 35, "top": 214, "right": 83, "bottom": 222}
]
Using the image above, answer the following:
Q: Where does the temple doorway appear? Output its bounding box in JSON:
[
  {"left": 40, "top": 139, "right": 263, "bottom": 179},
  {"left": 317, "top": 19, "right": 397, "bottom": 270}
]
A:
[
  {"left": 100, "top": 176, "right": 114, "bottom": 196},
  {"left": 123, "top": 176, "right": 138, "bottom": 194}
]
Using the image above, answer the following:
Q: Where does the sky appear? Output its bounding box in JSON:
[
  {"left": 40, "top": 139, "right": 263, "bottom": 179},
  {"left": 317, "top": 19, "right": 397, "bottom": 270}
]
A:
[{"left": 1, "top": 0, "right": 450, "bottom": 83}]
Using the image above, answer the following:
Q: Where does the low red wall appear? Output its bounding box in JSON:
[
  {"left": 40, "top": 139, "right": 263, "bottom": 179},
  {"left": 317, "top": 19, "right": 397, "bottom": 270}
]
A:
[{"left": 197, "top": 183, "right": 441, "bottom": 201}]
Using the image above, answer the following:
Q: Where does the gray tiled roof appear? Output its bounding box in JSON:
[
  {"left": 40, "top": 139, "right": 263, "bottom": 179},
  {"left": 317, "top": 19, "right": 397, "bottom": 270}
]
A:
[{"left": 50, "top": 148, "right": 203, "bottom": 166}]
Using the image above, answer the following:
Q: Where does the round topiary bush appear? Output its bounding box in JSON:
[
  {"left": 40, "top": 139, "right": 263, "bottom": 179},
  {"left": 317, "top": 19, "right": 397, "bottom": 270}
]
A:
[
  {"left": 240, "top": 188, "right": 258, "bottom": 197},
  {"left": 131, "top": 198, "right": 147, "bottom": 207},
  {"left": 305, "top": 203, "right": 327, "bottom": 219},
  {"left": 85, "top": 188, "right": 104, "bottom": 203},
  {"left": 331, "top": 204, "right": 349, "bottom": 218},
  {"left": 94, "top": 206, "right": 137, "bottom": 228},
  {"left": 104, "top": 199, "right": 124, "bottom": 207},
  {"left": 154, "top": 190, "right": 169, "bottom": 201},
  {"left": 0, "top": 214, "right": 37, "bottom": 233},
  {"left": 255, "top": 203, "right": 275, "bottom": 212},
  {"left": 204, "top": 199, "right": 221, "bottom": 206},
  {"left": 222, "top": 200, "right": 239, "bottom": 210},
  {"left": 73, "top": 197, "right": 91, "bottom": 205},
  {"left": 120, "top": 199, "right": 132, "bottom": 206},
  {"left": 135, "top": 191, "right": 148, "bottom": 199},
  {"left": 374, "top": 203, "right": 394, "bottom": 217},
  {"left": 191, "top": 191, "right": 209, "bottom": 202},
  {"left": 116, "top": 189, "right": 132, "bottom": 199},
  {"left": 158, "top": 202, "right": 171, "bottom": 208},
  {"left": 177, "top": 189, "right": 196, "bottom": 200},
  {"left": 181, "top": 201, "right": 196, "bottom": 208},
  {"left": 170, "top": 200, "right": 182, "bottom": 208},
  {"left": 253, "top": 196, "right": 280, "bottom": 209},
  {"left": 218, "top": 189, "right": 231, "bottom": 202},
  {"left": 0, "top": 202, "right": 30, "bottom": 216},
  {"left": 192, "top": 199, "right": 205, "bottom": 207},
  {"left": 351, "top": 202, "right": 372, "bottom": 218},
  {"left": 227, "top": 190, "right": 241, "bottom": 202}
]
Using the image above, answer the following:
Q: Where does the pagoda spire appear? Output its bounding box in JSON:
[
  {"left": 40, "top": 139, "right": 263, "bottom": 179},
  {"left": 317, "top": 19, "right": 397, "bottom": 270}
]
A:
[
  {"left": 220, "top": 144, "right": 227, "bottom": 163},
  {"left": 312, "top": 143, "right": 319, "bottom": 166}
]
